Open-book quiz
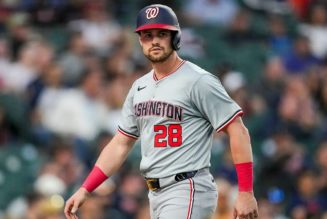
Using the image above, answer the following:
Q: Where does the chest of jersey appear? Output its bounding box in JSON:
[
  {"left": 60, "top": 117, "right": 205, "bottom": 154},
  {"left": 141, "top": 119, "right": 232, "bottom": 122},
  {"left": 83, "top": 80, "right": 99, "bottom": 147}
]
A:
[{"left": 133, "top": 75, "right": 191, "bottom": 123}]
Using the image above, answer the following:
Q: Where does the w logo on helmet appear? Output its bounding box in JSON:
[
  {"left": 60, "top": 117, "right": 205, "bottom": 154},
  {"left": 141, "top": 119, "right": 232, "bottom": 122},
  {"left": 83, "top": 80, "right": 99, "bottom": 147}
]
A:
[{"left": 145, "top": 7, "right": 159, "bottom": 19}]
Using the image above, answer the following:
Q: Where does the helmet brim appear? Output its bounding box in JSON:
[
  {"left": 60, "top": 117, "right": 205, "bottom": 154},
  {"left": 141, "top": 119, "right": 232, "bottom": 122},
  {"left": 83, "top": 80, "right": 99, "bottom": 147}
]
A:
[{"left": 135, "top": 23, "right": 179, "bottom": 32}]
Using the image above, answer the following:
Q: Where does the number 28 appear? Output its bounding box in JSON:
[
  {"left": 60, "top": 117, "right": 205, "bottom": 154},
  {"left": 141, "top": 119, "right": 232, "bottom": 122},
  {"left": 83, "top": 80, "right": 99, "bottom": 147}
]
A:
[{"left": 154, "top": 124, "right": 182, "bottom": 147}]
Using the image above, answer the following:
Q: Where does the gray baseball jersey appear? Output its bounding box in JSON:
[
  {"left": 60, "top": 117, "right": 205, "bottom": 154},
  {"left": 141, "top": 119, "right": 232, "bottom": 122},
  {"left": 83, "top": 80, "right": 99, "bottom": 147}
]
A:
[{"left": 118, "top": 60, "right": 243, "bottom": 178}]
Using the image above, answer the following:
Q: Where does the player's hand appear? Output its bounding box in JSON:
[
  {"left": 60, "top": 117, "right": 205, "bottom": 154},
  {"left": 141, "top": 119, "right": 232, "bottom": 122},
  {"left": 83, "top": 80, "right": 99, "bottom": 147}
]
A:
[
  {"left": 64, "top": 187, "right": 89, "bottom": 219},
  {"left": 233, "top": 191, "right": 258, "bottom": 219}
]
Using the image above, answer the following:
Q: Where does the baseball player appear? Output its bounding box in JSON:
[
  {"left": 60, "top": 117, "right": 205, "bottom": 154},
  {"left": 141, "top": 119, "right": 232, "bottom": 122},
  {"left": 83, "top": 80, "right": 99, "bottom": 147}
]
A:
[{"left": 64, "top": 4, "right": 258, "bottom": 219}]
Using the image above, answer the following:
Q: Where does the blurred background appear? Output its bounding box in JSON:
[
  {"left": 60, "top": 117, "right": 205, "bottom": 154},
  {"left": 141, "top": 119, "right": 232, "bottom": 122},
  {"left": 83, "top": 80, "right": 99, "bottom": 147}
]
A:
[{"left": 0, "top": 0, "right": 327, "bottom": 218}]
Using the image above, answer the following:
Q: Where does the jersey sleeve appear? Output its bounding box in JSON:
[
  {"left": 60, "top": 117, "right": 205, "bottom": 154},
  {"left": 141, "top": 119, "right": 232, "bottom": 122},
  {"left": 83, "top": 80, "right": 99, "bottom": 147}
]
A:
[
  {"left": 117, "top": 83, "right": 139, "bottom": 139},
  {"left": 190, "top": 74, "right": 243, "bottom": 133}
]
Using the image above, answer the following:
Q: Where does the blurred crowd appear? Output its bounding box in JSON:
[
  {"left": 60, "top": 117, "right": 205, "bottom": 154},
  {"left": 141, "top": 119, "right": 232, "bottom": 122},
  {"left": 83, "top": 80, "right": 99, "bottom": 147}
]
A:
[{"left": 0, "top": 0, "right": 327, "bottom": 219}]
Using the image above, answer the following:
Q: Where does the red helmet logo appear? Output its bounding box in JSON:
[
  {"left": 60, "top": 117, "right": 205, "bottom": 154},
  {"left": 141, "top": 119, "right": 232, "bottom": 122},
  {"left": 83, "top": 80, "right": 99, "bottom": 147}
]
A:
[{"left": 145, "top": 7, "right": 159, "bottom": 19}]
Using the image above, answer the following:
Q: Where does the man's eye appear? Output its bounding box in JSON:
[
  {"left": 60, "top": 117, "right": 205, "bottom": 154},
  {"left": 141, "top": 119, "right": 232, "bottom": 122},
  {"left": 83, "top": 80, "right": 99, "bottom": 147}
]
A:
[{"left": 159, "top": 32, "right": 168, "bottom": 37}]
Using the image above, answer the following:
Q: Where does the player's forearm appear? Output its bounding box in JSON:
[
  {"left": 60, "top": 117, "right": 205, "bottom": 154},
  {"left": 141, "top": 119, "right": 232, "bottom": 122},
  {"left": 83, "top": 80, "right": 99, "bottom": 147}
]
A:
[
  {"left": 229, "top": 123, "right": 253, "bottom": 164},
  {"left": 225, "top": 117, "right": 254, "bottom": 192}
]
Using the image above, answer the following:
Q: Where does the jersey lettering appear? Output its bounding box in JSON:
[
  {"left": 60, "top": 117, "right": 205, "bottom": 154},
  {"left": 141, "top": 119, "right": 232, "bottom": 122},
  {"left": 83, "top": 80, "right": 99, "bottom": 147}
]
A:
[{"left": 134, "top": 101, "right": 183, "bottom": 121}]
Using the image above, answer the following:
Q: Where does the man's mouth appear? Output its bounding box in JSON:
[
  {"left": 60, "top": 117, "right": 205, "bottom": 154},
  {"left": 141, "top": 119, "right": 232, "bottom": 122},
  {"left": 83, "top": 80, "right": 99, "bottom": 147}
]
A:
[{"left": 150, "top": 47, "right": 162, "bottom": 51}]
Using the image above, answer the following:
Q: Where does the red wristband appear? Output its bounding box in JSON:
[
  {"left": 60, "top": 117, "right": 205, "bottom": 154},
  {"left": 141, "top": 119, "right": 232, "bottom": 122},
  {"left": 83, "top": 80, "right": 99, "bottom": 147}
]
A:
[
  {"left": 235, "top": 162, "right": 253, "bottom": 192},
  {"left": 82, "top": 166, "right": 108, "bottom": 193}
]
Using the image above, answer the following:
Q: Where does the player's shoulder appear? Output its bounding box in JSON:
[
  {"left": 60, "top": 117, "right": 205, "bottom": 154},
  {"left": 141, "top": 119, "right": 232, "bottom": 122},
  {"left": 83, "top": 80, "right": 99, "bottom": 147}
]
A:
[
  {"left": 183, "top": 61, "right": 214, "bottom": 78},
  {"left": 183, "top": 61, "right": 218, "bottom": 82}
]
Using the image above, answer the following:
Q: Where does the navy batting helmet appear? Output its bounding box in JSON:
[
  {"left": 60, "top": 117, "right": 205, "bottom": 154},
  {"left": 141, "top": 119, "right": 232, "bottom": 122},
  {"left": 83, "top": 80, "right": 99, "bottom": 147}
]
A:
[{"left": 135, "top": 4, "right": 181, "bottom": 50}]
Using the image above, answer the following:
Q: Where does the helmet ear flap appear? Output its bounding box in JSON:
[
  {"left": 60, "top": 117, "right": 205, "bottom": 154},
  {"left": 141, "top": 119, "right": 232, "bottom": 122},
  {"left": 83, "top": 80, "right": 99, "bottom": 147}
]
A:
[{"left": 172, "top": 30, "right": 181, "bottom": 50}]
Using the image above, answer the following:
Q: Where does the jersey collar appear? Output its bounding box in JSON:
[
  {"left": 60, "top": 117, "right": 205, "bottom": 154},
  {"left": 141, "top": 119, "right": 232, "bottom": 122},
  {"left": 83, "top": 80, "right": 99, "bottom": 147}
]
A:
[{"left": 153, "top": 60, "right": 186, "bottom": 81}]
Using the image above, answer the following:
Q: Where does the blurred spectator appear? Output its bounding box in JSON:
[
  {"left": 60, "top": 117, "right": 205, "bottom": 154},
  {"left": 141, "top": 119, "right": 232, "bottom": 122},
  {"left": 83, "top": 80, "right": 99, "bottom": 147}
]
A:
[
  {"left": 58, "top": 31, "right": 89, "bottom": 86},
  {"left": 182, "top": 0, "right": 239, "bottom": 26},
  {"left": 256, "top": 57, "right": 285, "bottom": 110},
  {"left": 2, "top": 39, "right": 53, "bottom": 95},
  {"left": 267, "top": 15, "right": 292, "bottom": 57},
  {"left": 282, "top": 35, "right": 320, "bottom": 74},
  {"left": 103, "top": 33, "right": 135, "bottom": 80},
  {"left": 258, "top": 131, "right": 305, "bottom": 200},
  {"left": 299, "top": 3, "right": 327, "bottom": 59},
  {"left": 25, "top": 41, "right": 55, "bottom": 110},
  {"left": 28, "top": 61, "right": 61, "bottom": 108},
  {"left": 288, "top": 170, "right": 327, "bottom": 218},
  {"left": 34, "top": 172, "right": 66, "bottom": 197},
  {"left": 277, "top": 76, "right": 318, "bottom": 139},
  {"left": 37, "top": 68, "right": 108, "bottom": 142},
  {"left": 48, "top": 141, "right": 84, "bottom": 190},
  {"left": 2, "top": 41, "right": 39, "bottom": 93},
  {"left": 28, "top": 63, "right": 64, "bottom": 145},
  {"left": 223, "top": 9, "right": 265, "bottom": 45},
  {"left": 68, "top": 1, "right": 123, "bottom": 57},
  {"left": 7, "top": 12, "right": 36, "bottom": 60}
]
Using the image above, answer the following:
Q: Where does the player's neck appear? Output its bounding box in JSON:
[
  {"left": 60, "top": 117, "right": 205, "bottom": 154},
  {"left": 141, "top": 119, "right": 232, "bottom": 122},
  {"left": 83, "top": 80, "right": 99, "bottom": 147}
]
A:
[{"left": 152, "top": 53, "right": 183, "bottom": 80}]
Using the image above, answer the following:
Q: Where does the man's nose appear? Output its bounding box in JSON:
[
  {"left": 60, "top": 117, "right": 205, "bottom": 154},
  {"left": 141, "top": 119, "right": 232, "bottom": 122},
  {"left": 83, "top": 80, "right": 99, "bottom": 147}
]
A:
[{"left": 151, "top": 35, "right": 161, "bottom": 44}]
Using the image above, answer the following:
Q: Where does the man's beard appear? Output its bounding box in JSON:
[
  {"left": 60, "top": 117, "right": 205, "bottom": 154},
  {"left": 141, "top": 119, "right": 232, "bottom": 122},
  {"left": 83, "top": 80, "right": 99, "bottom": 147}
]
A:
[{"left": 145, "top": 46, "right": 174, "bottom": 63}]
